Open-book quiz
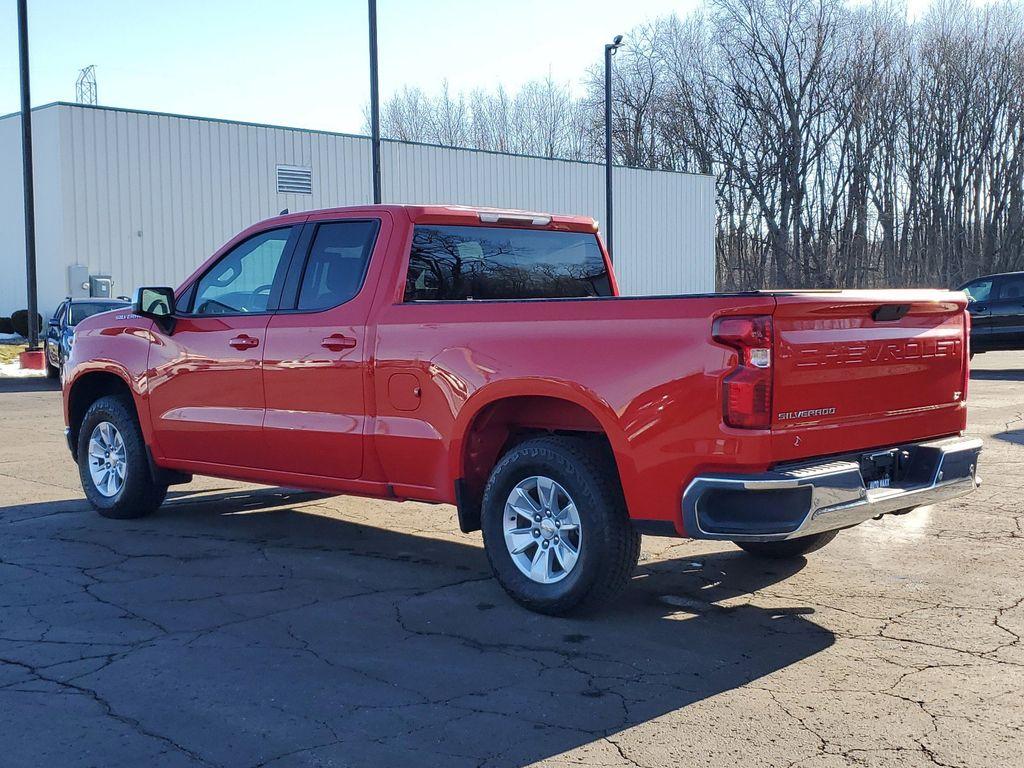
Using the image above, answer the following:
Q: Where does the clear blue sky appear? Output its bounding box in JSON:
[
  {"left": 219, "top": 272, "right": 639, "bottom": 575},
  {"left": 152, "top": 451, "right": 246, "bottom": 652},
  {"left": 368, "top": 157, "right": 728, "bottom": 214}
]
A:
[{"left": 0, "top": 0, "right": 698, "bottom": 133}]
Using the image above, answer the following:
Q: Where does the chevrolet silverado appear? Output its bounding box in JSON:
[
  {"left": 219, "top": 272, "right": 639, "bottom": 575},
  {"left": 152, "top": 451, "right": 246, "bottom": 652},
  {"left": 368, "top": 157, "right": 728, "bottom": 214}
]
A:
[{"left": 62, "top": 205, "right": 982, "bottom": 614}]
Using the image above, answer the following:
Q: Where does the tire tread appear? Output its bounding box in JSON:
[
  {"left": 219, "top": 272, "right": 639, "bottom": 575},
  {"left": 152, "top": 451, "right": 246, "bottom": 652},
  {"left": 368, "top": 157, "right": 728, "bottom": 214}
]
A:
[
  {"left": 482, "top": 435, "right": 640, "bottom": 615},
  {"left": 77, "top": 394, "right": 167, "bottom": 519}
]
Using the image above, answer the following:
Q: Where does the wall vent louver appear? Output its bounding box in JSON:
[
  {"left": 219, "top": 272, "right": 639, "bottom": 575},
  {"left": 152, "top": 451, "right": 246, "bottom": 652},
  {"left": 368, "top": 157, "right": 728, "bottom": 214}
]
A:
[{"left": 276, "top": 165, "right": 312, "bottom": 194}]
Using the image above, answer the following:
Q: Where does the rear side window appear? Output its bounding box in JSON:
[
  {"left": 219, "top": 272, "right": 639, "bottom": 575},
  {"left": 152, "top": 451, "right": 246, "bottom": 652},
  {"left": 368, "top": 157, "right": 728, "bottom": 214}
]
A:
[
  {"left": 404, "top": 225, "right": 612, "bottom": 301},
  {"left": 296, "top": 221, "right": 378, "bottom": 310},
  {"left": 997, "top": 275, "right": 1024, "bottom": 301}
]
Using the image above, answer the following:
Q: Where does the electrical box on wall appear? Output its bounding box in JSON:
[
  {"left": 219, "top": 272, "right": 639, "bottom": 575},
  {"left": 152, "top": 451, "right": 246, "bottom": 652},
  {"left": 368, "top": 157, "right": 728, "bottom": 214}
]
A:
[
  {"left": 89, "top": 275, "right": 113, "bottom": 298},
  {"left": 68, "top": 265, "right": 89, "bottom": 298}
]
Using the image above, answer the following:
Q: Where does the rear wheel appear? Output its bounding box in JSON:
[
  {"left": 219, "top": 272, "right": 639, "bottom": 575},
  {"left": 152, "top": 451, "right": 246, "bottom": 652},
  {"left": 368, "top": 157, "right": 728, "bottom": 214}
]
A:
[
  {"left": 481, "top": 436, "right": 640, "bottom": 615},
  {"left": 734, "top": 530, "right": 838, "bottom": 559},
  {"left": 77, "top": 395, "right": 167, "bottom": 519}
]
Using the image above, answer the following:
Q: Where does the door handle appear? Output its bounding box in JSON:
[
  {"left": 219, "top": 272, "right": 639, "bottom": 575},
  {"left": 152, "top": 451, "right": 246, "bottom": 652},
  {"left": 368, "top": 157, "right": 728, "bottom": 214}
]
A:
[
  {"left": 321, "top": 334, "right": 357, "bottom": 351},
  {"left": 228, "top": 334, "right": 260, "bottom": 350}
]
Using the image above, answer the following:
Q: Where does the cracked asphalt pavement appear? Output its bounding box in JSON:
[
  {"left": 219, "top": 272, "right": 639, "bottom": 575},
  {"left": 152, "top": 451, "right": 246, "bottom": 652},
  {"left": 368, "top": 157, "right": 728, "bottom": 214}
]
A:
[{"left": 1, "top": 352, "right": 1021, "bottom": 767}]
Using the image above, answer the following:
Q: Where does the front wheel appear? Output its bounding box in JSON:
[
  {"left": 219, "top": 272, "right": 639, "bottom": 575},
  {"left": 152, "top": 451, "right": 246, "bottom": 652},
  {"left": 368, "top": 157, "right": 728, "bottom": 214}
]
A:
[
  {"left": 77, "top": 395, "right": 167, "bottom": 519},
  {"left": 481, "top": 436, "right": 641, "bottom": 615},
  {"left": 734, "top": 530, "right": 838, "bottom": 559}
]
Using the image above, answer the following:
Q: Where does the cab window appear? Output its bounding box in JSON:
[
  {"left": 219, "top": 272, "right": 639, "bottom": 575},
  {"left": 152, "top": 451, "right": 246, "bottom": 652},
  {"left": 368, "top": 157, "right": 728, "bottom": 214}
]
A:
[
  {"left": 295, "top": 221, "right": 378, "bottom": 311},
  {"left": 996, "top": 275, "right": 1024, "bottom": 301},
  {"left": 404, "top": 226, "right": 612, "bottom": 301},
  {"left": 191, "top": 228, "right": 293, "bottom": 315}
]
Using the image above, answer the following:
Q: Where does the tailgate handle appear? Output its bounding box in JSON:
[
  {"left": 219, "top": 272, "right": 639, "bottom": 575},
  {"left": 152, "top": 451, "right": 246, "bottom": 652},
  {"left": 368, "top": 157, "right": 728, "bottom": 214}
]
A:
[{"left": 872, "top": 304, "right": 911, "bottom": 322}]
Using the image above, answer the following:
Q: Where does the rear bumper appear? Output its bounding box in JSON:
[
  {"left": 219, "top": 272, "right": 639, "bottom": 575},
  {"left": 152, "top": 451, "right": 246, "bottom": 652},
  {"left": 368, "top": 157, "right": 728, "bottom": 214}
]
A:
[{"left": 682, "top": 436, "right": 982, "bottom": 542}]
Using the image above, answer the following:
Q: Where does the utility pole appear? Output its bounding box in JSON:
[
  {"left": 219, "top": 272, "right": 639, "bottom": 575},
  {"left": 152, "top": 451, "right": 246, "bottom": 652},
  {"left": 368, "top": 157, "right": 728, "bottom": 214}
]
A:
[
  {"left": 18, "top": 0, "right": 40, "bottom": 351},
  {"left": 604, "top": 35, "right": 623, "bottom": 261},
  {"left": 368, "top": 0, "right": 382, "bottom": 204}
]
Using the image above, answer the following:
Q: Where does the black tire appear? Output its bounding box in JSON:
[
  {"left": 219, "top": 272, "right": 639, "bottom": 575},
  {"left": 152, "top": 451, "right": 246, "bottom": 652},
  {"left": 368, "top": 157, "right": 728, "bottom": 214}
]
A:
[
  {"left": 481, "top": 435, "right": 641, "bottom": 615},
  {"left": 734, "top": 530, "right": 838, "bottom": 559},
  {"left": 45, "top": 360, "right": 59, "bottom": 378},
  {"left": 77, "top": 394, "right": 167, "bottom": 519}
]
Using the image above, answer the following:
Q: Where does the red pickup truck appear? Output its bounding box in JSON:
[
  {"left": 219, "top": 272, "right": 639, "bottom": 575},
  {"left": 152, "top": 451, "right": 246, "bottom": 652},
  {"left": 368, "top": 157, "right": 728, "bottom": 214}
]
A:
[{"left": 63, "top": 205, "right": 981, "bottom": 614}]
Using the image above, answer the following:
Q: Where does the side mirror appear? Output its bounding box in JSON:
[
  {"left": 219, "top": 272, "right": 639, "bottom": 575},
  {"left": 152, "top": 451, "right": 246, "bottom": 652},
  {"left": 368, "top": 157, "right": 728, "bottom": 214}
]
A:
[
  {"left": 134, "top": 286, "right": 175, "bottom": 317},
  {"left": 48, "top": 317, "right": 60, "bottom": 328},
  {"left": 134, "top": 287, "right": 177, "bottom": 332}
]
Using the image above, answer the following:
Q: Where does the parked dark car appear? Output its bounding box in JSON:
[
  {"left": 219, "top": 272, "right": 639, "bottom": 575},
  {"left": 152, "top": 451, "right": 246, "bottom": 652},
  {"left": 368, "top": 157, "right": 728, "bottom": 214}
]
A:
[
  {"left": 958, "top": 272, "right": 1024, "bottom": 355},
  {"left": 45, "top": 297, "right": 129, "bottom": 377}
]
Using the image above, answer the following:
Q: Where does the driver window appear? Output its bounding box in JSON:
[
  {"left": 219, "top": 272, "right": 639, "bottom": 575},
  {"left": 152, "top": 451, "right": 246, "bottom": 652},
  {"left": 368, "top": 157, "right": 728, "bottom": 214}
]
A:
[
  {"left": 963, "top": 279, "right": 992, "bottom": 303},
  {"left": 192, "top": 228, "right": 292, "bottom": 315}
]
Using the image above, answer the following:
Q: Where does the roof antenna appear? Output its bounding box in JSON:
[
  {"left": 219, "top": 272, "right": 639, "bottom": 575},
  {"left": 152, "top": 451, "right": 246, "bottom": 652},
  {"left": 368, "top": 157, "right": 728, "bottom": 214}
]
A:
[
  {"left": 279, "top": 208, "right": 289, "bottom": 215},
  {"left": 75, "top": 65, "right": 98, "bottom": 105}
]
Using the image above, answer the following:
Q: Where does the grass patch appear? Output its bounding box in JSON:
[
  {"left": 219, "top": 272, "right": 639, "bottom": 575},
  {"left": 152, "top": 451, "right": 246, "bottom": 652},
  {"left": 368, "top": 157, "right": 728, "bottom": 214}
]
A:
[{"left": 0, "top": 343, "right": 28, "bottom": 365}]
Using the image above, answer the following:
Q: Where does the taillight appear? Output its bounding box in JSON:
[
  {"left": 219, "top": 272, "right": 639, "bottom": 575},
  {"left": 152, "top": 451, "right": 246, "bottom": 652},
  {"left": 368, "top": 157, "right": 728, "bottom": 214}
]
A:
[
  {"left": 962, "top": 309, "right": 970, "bottom": 403},
  {"left": 713, "top": 315, "right": 773, "bottom": 429}
]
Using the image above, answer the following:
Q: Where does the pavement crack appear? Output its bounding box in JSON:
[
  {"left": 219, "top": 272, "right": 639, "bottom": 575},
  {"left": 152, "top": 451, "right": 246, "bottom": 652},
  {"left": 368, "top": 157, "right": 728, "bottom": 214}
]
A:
[{"left": 0, "top": 655, "right": 217, "bottom": 766}]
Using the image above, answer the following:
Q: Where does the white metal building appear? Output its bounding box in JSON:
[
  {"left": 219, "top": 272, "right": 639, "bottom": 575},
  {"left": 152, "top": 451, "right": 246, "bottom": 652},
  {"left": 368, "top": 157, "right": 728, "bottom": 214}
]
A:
[{"left": 0, "top": 102, "right": 715, "bottom": 316}]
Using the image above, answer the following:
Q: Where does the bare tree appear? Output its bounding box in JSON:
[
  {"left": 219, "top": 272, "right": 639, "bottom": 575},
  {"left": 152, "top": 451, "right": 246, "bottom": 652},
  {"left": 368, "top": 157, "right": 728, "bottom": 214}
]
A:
[{"left": 375, "top": 0, "right": 1024, "bottom": 289}]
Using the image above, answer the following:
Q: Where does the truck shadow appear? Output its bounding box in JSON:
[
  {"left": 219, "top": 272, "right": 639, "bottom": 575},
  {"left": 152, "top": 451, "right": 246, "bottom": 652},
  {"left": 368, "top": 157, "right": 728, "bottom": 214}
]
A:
[
  {"left": 2, "top": 488, "right": 835, "bottom": 767},
  {"left": 0, "top": 375, "right": 61, "bottom": 393},
  {"left": 994, "top": 428, "right": 1023, "bottom": 446},
  {"left": 970, "top": 367, "right": 1024, "bottom": 381}
]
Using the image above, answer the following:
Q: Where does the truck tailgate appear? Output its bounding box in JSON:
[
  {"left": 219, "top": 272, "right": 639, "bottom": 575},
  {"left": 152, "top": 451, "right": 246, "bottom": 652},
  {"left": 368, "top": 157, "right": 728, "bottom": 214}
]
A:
[{"left": 770, "top": 291, "right": 969, "bottom": 462}]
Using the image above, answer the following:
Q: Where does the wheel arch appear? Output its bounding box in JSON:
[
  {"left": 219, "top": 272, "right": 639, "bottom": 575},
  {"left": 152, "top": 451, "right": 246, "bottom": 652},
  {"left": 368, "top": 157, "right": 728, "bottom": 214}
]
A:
[
  {"left": 65, "top": 368, "right": 143, "bottom": 461},
  {"left": 450, "top": 381, "right": 631, "bottom": 533}
]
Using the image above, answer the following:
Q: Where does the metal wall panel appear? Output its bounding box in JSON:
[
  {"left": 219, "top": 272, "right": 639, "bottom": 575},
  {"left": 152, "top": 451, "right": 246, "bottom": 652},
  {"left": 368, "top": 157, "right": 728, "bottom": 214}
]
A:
[
  {"left": 55, "top": 105, "right": 373, "bottom": 305},
  {"left": 611, "top": 165, "right": 716, "bottom": 296},
  {"left": 383, "top": 141, "right": 715, "bottom": 296},
  {"left": 0, "top": 103, "right": 713, "bottom": 315},
  {"left": 0, "top": 108, "right": 66, "bottom": 317}
]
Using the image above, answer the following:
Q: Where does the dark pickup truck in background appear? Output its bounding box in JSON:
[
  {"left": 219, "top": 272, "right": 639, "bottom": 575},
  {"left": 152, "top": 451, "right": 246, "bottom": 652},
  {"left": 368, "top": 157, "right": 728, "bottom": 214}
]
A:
[{"left": 960, "top": 271, "right": 1024, "bottom": 355}]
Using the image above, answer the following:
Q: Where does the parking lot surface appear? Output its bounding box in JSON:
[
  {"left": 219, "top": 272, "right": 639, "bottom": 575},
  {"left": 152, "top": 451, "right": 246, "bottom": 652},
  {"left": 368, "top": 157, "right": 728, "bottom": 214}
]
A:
[{"left": 0, "top": 354, "right": 1021, "bottom": 768}]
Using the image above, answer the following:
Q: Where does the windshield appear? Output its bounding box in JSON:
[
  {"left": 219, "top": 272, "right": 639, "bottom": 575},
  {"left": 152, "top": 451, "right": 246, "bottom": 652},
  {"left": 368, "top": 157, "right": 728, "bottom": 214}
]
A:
[{"left": 70, "top": 302, "right": 126, "bottom": 326}]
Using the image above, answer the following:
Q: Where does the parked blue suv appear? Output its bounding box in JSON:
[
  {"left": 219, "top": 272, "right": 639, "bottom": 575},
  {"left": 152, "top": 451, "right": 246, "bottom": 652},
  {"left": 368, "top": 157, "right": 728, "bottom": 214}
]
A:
[{"left": 44, "top": 297, "right": 129, "bottom": 377}]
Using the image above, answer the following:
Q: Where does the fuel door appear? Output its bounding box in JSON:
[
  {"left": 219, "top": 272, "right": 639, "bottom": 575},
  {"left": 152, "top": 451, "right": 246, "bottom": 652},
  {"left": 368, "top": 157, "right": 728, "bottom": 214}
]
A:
[{"left": 388, "top": 373, "right": 422, "bottom": 411}]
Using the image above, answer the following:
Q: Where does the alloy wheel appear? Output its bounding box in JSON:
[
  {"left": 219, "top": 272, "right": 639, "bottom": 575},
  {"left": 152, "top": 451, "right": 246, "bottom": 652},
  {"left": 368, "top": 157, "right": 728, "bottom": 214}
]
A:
[
  {"left": 503, "top": 475, "right": 583, "bottom": 584},
  {"left": 87, "top": 421, "right": 127, "bottom": 498}
]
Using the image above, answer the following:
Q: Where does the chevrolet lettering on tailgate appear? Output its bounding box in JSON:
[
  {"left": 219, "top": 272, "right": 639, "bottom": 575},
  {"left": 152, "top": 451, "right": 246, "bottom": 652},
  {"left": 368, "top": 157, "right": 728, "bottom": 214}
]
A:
[{"left": 793, "top": 337, "right": 961, "bottom": 368}]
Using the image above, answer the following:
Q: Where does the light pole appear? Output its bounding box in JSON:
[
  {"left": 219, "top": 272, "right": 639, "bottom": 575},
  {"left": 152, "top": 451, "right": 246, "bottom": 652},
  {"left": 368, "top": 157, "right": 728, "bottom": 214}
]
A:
[
  {"left": 17, "top": 0, "right": 39, "bottom": 351},
  {"left": 604, "top": 34, "right": 623, "bottom": 261},
  {"left": 368, "top": 0, "right": 382, "bottom": 204}
]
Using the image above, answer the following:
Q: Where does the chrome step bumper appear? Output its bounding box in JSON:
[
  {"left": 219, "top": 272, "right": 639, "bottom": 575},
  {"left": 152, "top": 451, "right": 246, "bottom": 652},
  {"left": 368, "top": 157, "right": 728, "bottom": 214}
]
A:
[{"left": 682, "top": 436, "right": 982, "bottom": 542}]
